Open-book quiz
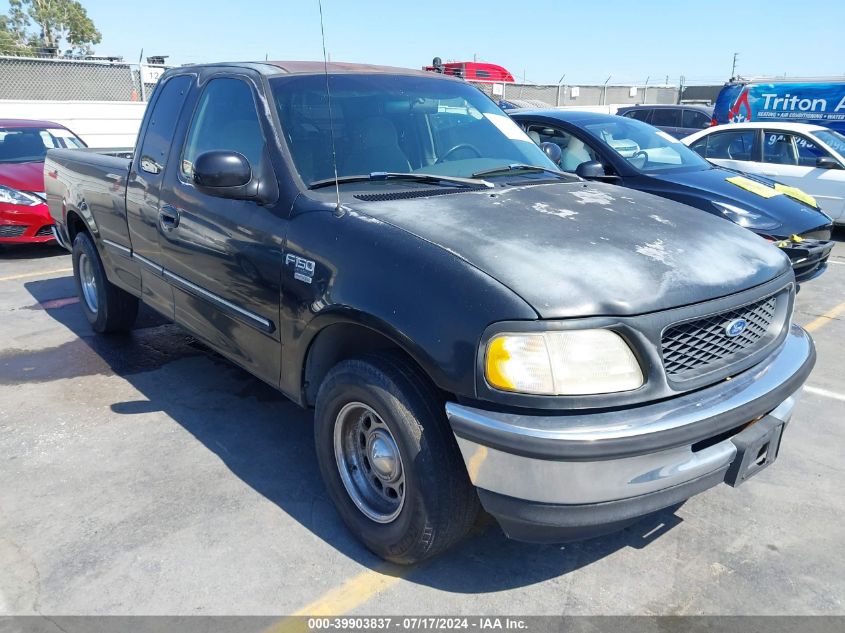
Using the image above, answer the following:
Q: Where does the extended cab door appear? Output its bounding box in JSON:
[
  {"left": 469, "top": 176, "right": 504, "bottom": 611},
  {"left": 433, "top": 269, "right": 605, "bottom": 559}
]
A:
[
  {"left": 125, "top": 74, "right": 194, "bottom": 317},
  {"left": 156, "top": 73, "right": 285, "bottom": 386}
]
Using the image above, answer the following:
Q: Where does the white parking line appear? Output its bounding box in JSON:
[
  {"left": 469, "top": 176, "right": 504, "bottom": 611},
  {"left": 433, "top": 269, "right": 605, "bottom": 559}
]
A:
[
  {"left": 829, "top": 260, "right": 845, "bottom": 266},
  {"left": 804, "top": 386, "right": 845, "bottom": 403}
]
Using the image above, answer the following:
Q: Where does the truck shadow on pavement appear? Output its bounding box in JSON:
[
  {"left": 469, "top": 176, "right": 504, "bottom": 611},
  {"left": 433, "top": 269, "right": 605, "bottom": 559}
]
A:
[
  {"left": 19, "top": 275, "right": 686, "bottom": 594},
  {"left": 0, "top": 242, "right": 68, "bottom": 260}
]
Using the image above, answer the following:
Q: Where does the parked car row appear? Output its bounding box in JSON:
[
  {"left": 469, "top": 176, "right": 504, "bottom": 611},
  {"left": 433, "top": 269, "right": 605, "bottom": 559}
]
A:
[
  {"left": 43, "top": 61, "right": 818, "bottom": 564},
  {"left": 683, "top": 122, "right": 845, "bottom": 224},
  {"left": 512, "top": 109, "right": 835, "bottom": 282}
]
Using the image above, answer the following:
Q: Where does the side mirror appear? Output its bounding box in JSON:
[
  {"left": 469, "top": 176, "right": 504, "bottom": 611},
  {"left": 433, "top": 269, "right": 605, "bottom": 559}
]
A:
[
  {"left": 192, "top": 150, "right": 279, "bottom": 205},
  {"left": 816, "top": 156, "right": 842, "bottom": 170},
  {"left": 575, "top": 160, "right": 607, "bottom": 180},
  {"left": 193, "top": 150, "right": 252, "bottom": 190},
  {"left": 540, "top": 142, "right": 562, "bottom": 165}
]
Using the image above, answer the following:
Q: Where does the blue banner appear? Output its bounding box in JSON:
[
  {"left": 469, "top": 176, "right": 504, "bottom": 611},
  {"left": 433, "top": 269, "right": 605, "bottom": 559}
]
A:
[{"left": 713, "top": 82, "right": 845, "bottom": 133}]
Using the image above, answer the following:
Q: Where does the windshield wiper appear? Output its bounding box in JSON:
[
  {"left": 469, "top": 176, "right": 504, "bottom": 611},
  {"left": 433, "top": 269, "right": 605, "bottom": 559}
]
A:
[
  {"left": 308, "top": 172, "right": 493, "bottom": 190},
  {"left": 471, "top": 164, "right": 573, "bottom": 179}
]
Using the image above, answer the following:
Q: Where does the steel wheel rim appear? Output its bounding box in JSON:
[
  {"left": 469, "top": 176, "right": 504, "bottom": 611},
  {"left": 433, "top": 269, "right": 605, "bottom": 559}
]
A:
[
  {"left": 78, "top": 252, "right": 98, "bottom": 314},
  {"left": 333, "top": 402, "right": 405, "bottom": 523}
]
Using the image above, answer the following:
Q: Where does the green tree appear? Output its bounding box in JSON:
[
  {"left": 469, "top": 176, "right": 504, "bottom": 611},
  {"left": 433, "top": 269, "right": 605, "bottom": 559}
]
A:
[
  {"left": 4, "top": 0, "right": 101, "bottom": 56},
  {"left": 0, "top": 10, "right": 33, "bottom": 55}
]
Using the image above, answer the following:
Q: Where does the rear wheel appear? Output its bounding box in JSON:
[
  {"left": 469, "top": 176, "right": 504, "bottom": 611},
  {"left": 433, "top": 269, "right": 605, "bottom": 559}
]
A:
[
  {"left": 72, "top": 232, "right": 139, "bottom": 333},
  {"left": 314, "top": 353, "right": 479, "bottom": 564}
]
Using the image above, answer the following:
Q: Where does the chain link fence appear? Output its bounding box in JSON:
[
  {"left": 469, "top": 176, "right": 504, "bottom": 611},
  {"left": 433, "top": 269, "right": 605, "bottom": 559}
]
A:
[
  {"left": 469, "top": 80, "right": 686, "bottom": 107},
  {"left": 0, "top": 55, "right": 169, "bottom": 101},
  {"left": 0, "top": 55, "right": 720, "bottom": 107}
]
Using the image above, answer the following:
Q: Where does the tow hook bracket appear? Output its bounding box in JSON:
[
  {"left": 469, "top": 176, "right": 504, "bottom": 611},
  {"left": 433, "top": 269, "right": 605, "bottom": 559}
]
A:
[{"left": 725, "top": 416, "right": 785, "bottom": 487}]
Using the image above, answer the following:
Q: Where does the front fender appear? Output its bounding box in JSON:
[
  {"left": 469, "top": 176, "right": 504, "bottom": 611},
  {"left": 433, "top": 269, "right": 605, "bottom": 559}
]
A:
[{"left": 278, "top": 206, "right": 538, "bottom": 402}]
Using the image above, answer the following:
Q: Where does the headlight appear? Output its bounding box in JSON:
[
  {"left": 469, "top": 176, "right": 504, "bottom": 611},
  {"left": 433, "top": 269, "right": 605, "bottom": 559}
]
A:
[
  {"left": 0, "top": 185, "right": 42, "bottom": 206},
  {"left": 712, "top": 201, "right": 781, "bottom": 231},
  {"left": 485, "top": 329, "right": 643, "bottom": 395}
]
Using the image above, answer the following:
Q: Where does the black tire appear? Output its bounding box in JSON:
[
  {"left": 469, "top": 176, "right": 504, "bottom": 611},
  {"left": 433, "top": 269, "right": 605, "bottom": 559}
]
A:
[
  {"left": 314, "top": 353, "right": 480, "bottom": 564},
  {"left": 72, "top": 231, "right": 139, "bottom": 333}
]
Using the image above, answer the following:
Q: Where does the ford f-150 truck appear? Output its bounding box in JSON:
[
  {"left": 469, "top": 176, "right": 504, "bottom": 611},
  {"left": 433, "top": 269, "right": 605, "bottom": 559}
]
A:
[{"left": 46, "top": 62, "right": 816, "bottom": 564}]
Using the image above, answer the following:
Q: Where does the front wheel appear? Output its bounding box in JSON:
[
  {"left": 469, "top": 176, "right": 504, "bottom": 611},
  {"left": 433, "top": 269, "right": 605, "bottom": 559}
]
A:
[
  {"left": 72, "top": 232, "right": 139, "bottom": 333},
  {"left": 314, "top": 354, "right": 479, "bottom": 564}
]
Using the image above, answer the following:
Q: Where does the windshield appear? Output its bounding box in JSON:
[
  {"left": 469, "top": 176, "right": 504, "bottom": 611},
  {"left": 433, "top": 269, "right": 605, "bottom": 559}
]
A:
[
  {"left": 270, "top": 74, "right": 557, "bottom": 186},
  {"left": 814, "top": 130, "right": 845, "bottom": 156},
  {"left": 0, "top": 127, "right": 86, "bottom": 163},
  {"left": 582, "top": 117, "right": 711, "bottom": 173}
]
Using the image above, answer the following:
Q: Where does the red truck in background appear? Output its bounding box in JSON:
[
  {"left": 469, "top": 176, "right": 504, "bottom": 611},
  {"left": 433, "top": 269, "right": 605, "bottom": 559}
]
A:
[{"left": 424, "top": 57, "right": 514, "bottom": 82}]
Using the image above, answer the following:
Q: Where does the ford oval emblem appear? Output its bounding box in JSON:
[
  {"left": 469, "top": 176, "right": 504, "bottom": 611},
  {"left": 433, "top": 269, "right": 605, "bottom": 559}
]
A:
[{"left": 725, "top": 318, "right": 748, "bottom": 338}]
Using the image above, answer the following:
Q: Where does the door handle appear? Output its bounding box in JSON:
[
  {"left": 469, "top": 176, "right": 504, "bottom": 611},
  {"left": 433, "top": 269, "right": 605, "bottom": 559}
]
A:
[{"left": 158, "top": 204, "right": 180, "bottom": 231}]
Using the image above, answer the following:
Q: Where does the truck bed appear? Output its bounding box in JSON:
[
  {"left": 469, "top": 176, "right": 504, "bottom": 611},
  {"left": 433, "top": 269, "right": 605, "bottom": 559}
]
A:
[{"left": 45, "top": 147, "right": 133, "bottom": 250}]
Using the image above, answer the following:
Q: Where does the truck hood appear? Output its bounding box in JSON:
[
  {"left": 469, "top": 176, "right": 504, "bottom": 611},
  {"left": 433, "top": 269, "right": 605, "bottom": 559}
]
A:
[
  {"left": 351, "top": 181, "right": 791, "bottom": 318},
  {"left": 0, "top": 160, "right": 46, "bottom": 193}
]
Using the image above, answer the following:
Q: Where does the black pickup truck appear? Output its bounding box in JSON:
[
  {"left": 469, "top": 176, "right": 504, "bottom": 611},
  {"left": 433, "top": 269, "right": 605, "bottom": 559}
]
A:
[{"left": 46, "top": 62, "right": 816, "bottom": 564}]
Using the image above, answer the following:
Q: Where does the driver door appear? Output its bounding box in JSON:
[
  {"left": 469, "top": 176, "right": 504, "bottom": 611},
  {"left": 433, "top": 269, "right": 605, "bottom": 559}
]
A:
[{"left": 156, "top": 73, "right": 285, "bottom": 386}]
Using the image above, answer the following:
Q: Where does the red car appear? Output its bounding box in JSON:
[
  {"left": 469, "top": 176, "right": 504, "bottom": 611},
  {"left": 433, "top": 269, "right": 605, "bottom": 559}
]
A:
[{"left": 1, "top": 119, "right": 87, "bottom": 244}]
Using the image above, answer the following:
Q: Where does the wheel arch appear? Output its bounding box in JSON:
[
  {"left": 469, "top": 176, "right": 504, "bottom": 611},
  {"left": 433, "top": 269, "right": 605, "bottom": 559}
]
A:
[
  {"left": 65, "top": 209, "right": 90, "bottom": 243},
  {"left": 300, "top": 316, "right": 450, "bottom": 408}
]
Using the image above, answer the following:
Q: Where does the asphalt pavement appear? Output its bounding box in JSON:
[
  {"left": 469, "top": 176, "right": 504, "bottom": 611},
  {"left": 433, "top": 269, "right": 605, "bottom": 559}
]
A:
[{"left": 1, "top": 235, "right": 843, "bottom": 616}]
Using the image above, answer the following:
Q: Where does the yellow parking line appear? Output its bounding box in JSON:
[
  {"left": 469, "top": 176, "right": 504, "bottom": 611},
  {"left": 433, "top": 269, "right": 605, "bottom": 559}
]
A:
[
  {"left": 804, "top": 301, "right": 845, "bottom": 333},
  {"left": 266, "top": 564, "right": 408, "bottom": 632},
  {"left": 0, "top": 267, "right": 73, "bottom": 282}
]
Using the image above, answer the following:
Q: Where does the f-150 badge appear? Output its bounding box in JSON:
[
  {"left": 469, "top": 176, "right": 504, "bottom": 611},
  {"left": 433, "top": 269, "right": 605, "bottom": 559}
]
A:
[{"left": 286, "top": 253, "right": 315, "bottom": 284}]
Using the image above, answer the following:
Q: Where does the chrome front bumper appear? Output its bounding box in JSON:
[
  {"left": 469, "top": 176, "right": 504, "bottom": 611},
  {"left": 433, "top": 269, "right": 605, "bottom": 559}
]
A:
[{"left": 446, "top": 325, "right": 815, "bottom": 540}]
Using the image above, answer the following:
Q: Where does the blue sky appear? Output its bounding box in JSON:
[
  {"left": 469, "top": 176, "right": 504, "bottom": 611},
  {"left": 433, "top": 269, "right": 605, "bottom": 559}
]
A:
[{"left": 3, "top": 0, "right": 844, "bottom": 84}]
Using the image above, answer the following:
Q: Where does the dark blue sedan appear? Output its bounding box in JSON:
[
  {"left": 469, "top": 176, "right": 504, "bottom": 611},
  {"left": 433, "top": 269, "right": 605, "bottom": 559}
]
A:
[{"left": 509, "top": 109, "right": 834, "bottom": 282}]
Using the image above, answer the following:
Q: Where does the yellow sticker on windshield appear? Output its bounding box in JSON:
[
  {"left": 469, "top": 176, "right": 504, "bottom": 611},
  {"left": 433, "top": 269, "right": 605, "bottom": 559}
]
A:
[
  {"left": 773, "top": 183, "right": 818, "bottom": 208},
  {"left": 725, "top": 175, "right": 782, "bottom": 198}
]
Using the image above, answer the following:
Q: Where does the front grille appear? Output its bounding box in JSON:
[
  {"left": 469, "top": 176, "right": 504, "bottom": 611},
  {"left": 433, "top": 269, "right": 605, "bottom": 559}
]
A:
[
  {"left": 662, "top": 294, "right": 779, "bottom": 379},
  {"left": 0, "top": 225, "right": 27, "bottom": 237},
  {"left": 35, "top": 224, "right": 54, "bottom": 237}
]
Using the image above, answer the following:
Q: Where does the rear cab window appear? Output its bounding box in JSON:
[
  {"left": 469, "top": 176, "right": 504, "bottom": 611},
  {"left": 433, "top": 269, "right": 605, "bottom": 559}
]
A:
[{"left": 138, "top": 75, "right": 193, "bottom": 175}]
